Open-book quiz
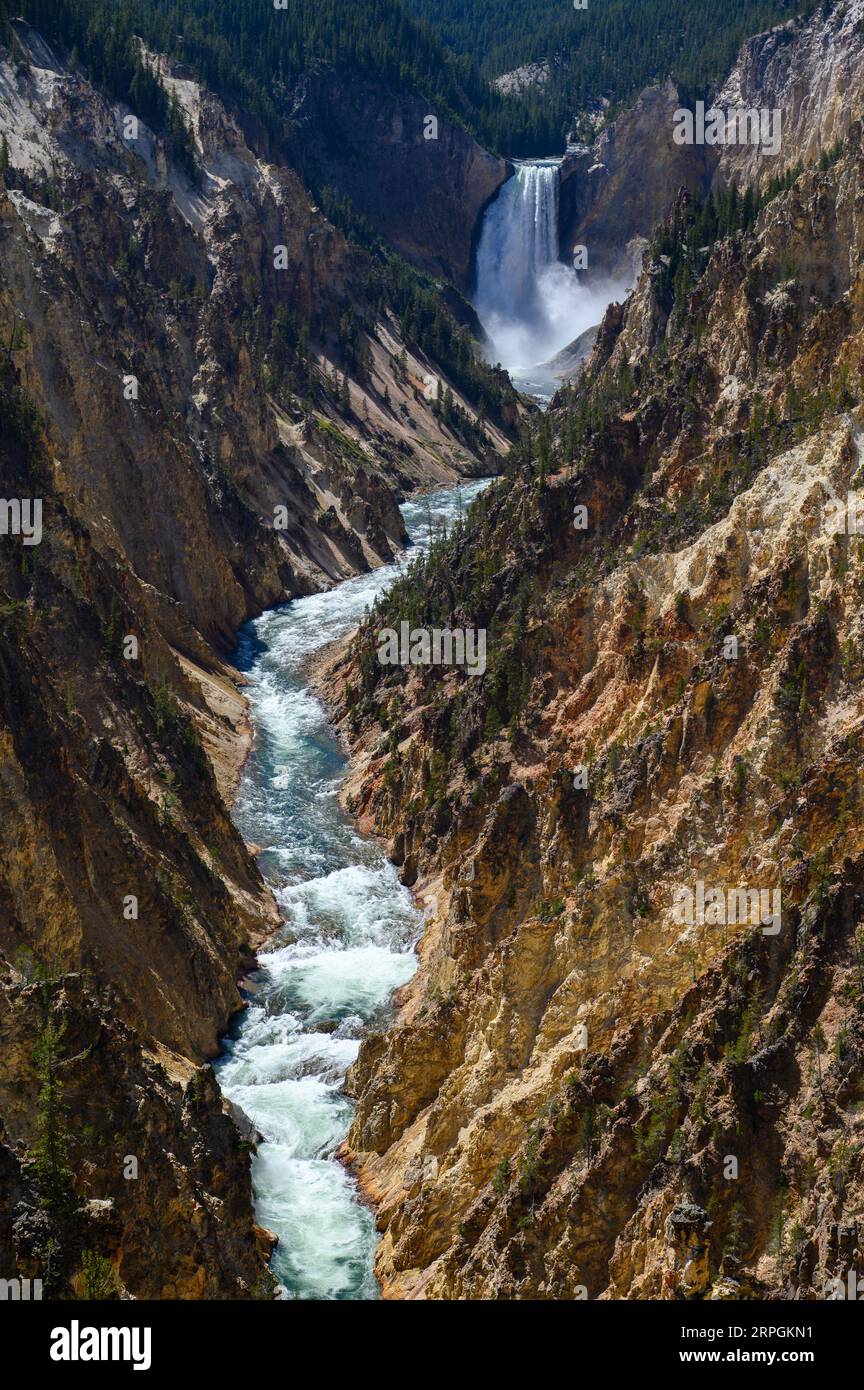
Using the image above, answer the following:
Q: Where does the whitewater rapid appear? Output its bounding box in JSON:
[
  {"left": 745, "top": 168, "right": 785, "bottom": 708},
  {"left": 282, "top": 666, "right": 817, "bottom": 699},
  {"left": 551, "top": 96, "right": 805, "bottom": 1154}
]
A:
[{"left": 215, "top": 480, "right": 489, "bottom": 1300}]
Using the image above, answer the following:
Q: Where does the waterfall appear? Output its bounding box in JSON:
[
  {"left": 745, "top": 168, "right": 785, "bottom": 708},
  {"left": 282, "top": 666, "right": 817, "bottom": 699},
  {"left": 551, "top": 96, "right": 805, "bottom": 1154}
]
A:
[
  {"left": 475, "top": 161, "right": 560, "bottom": 324},
  {"left": 473, "top": 158, "right": 627, "bottom": 398}
]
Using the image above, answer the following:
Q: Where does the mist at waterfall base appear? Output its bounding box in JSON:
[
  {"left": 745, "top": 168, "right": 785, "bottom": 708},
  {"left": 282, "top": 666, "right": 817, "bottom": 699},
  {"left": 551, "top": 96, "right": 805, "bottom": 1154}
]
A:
[{"left": 474, "top": 161, "right": 628, "bottom": 400}]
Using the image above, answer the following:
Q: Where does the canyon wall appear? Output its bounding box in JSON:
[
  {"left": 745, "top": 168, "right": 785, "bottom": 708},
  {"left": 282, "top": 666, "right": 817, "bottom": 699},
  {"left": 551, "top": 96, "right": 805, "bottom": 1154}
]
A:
[
  {"left": 714, "top": 1, "right": 864, "bottom": 188},
  {"left": 329, "top": 4, "right": 864, "bottom": 1300},
  {"left": 283, "top": 71, "right": 510, "bottom": 294},
  {"left": 560, "top": 2, "right": 864, "bottom": 288},
  {"left": 559, "top": 80, "right": 713, "bottom": 282},
  {"left": 0, "top": 21, "right": 514, "bottom": 1298}
]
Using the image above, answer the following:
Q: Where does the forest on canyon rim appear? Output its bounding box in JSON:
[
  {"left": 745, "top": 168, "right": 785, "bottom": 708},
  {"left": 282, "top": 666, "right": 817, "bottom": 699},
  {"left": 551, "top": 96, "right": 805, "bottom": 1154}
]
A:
[{"left": 0, "top": 0, "right": 863, "bottom": 1335}]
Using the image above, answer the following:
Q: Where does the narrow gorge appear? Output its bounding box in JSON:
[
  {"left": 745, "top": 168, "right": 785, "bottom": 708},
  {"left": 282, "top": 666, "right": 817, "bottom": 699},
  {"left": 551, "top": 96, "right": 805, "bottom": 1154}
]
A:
[
  {"left": 1, "top": 0, "right": 863, "bottom": 1340},
  {"left": 216, "top": 481, "right": 488, "bottom": 1299},
  {"left": 212, "top": 123, "right": 635, "bottom": 1304}
]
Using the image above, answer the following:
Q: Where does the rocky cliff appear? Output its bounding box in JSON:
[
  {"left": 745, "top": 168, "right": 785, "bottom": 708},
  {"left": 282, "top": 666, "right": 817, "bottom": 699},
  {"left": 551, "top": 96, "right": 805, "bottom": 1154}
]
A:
[
  {"left": 560, "top": 1, "right": 864, "bottom": 297},
  {"left": 714, "top": 0, "right": 864, "bottom": 189},
  {"left": 0, "top": 20, "right": 515, "bottom": 1298},
  {"left": 283, "top": 70, "right": 510, "bottom": 294},
  {"left": 326, "top": 7, "right": 864, "bottom": 1300},
  {"left": 559, "top": 80, "right": 713, "bottom": 282}
]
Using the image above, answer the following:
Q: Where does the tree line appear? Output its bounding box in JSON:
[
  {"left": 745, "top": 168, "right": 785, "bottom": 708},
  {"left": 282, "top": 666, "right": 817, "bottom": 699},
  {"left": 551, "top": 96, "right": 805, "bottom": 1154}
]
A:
[{"left": 0, "top": 0, "right": 823, "bottom": 161}]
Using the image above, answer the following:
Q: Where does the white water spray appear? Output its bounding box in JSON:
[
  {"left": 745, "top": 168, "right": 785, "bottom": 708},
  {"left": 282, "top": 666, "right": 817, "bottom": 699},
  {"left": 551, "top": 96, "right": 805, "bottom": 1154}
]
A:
[{"left": 474, "top": 159, "right": 628, "bottom": 398}]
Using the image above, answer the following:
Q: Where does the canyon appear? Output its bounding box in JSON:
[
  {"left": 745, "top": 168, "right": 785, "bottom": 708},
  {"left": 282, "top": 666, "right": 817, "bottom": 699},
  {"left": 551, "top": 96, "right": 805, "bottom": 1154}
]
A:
[
  {"left": 0, "top": 14, "right": 515, "bottom": 1298},
  {"left": 324, "top": 0, "right": 864, "bottom": 1301},
  {"left": 1, "top": 0, "right": 863, "bottom": 1308}
]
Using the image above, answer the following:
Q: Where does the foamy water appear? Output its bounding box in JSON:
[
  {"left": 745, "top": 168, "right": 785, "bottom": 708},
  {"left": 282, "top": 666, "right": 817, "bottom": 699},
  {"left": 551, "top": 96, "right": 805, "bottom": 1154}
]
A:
[
  {"left": 215, "top": 480, "right": 490, "bottom": 1299},
  {"left": 473, "top": 159, "right": 627, "bottom": 400}
]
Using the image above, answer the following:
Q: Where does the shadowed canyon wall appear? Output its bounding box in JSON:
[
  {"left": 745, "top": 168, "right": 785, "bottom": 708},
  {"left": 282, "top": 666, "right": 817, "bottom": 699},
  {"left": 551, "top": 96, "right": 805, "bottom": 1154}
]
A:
[{"left": 0, "top": 19, "right": 515, "bottom": 1298}]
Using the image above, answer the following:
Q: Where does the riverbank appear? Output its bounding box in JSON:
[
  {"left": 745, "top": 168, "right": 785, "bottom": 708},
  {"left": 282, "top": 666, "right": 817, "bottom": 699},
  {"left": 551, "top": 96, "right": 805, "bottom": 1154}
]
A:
[
  {"left": 310, "top": 629, "right": 460, "bottom": 1300},
  {"left": 211, "top": 481, "right": 491, "bottom": 1298}
]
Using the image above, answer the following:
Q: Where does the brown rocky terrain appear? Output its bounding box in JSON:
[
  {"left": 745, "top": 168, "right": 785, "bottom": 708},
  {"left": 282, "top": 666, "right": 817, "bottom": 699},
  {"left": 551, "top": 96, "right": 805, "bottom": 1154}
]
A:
[
  {"left": 713, "top": 1, "right": 864, "bottom": 188},
  {"left": 0, "top": 357, "right": 274, "bottom": 1297},
  {"left": 282, "top": 70, "right": 510, "bottom": 294},
  {"left": 560, "top": 1, "right": 864, "bottom": 301},
  {"left": 324, "top": 6, "right": 864, "bottom": 1300},
  {"left": 559, "top": 79, "right": 714, "bottom": 283},
  {"left": 0, "top": 21, "right": 516, "bottom": 1298},
  {"left": 4, "top": 0, "right": 863, "bottom": 1308}
]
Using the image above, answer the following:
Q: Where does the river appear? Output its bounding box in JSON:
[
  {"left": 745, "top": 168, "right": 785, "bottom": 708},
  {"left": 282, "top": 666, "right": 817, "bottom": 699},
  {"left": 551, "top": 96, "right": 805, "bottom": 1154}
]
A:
[{"left": 214, "top": 478, "right": 490, "bottom": 1300}]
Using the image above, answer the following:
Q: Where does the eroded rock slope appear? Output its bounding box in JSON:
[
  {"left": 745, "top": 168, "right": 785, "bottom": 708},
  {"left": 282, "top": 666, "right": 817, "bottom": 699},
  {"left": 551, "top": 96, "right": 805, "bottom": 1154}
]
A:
[
  {"left": 328, "top": 19, "right": 864, "bottom": 1299},
  {"left": 0, "top": 21, "right": 515, "bottom": 1297}
]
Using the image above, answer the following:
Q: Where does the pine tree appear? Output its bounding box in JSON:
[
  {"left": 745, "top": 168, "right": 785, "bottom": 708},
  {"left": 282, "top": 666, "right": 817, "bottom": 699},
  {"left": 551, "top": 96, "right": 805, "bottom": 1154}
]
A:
[
  {"left": 81, "top": 1250, "right": 120, "bottom": 1299},
  {"left": 32, "top": 1018, "right": 76, "bottom": 1216}
]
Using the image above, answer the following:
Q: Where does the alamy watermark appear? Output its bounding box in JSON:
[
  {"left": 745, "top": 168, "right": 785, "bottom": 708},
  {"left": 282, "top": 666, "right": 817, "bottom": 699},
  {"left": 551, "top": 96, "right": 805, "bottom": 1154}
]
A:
[
  {"left": 50, "top": 1321, "right": 151, "bottom": 1371},
  {"left": 825, "top": 1270, "right": 864, "bottom": 1300},
  {"left": 0, "top": 497, "right": 42, "bottom": 545},
  {"left": 376, "top": 621, "right": 486, "bottom": 676},
  {"left": 672, "top": 880, "right": 781, "bottom": 935},
  {"left": 0, "top": 1276, "right": 42, "bottom": 1300},
  {"left": 823, "top": 487, "right": 864, "bottom": 536},
  {"left": 673, "top": 101, "right": 781, "bottom": 156}
]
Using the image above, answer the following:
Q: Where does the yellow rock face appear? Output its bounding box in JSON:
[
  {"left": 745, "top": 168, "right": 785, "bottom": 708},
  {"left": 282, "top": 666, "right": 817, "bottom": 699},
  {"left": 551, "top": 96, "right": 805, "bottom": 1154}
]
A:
[{"left": 328, "top": 127, "right": 864, "bottom": 1299}]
